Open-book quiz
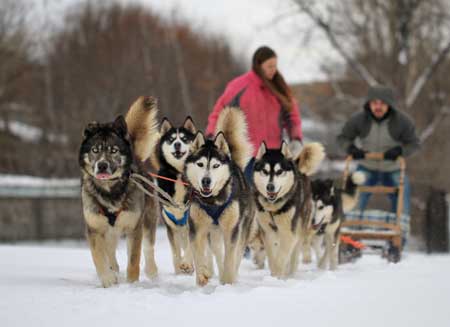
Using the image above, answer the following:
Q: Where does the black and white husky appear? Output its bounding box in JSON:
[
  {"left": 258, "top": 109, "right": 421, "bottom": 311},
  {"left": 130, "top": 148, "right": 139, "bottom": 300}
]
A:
[
  {"left": 184, "top": 107, "right": 255, "bottom": 286},
  {"left": 252, "top": 141, "right": 325, "bottom": 278},
  {"left": 306, "top": 171, "right": 366, "bottom": 270},
  {"left": 153, "top": 117, "right": 197, "bottom": 274}
]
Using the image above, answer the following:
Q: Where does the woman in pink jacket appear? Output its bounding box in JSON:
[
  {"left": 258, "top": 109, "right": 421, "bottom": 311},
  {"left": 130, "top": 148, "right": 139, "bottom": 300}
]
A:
[{"left": 206, "top": 46, "right": 303, "bottom": 179}]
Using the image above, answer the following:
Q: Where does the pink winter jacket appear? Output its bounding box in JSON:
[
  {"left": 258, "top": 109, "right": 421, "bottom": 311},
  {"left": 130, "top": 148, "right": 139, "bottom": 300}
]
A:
[{"left": 206, "top": 70, "right": 303, "bottom": 156}]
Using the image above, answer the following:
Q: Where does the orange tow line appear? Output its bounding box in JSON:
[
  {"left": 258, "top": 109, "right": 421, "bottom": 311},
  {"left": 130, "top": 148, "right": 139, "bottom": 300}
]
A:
[
  {"left": 340, "top": 235, "right": 366, "bottom": 249},
  {"left": 148, "top": 172, "right": 190, "bottom": 186}
]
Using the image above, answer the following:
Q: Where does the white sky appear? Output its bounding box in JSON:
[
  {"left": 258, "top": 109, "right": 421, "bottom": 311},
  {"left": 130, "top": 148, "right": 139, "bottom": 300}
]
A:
[{"left": 30, "top": 0, "right": 343, "bottom": 83}]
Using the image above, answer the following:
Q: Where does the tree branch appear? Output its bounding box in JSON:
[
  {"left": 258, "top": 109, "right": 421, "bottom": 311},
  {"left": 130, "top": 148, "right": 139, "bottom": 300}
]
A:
[
  {"left": 419, "top": 105, "right": 450, "bottom": 142},
  {"left": 293, "top": 0, "right": 378, "bottom": 86},
  {"left": 406, "top": 39, "right": 450, "bottom": 108}
]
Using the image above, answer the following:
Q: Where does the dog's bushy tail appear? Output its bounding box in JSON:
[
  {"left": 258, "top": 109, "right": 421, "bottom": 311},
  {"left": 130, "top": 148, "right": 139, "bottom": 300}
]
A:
[
  {"left": 125, "top": 96, "right": 159, "bottom": 162},
  {"left": 297, "top": 142, "right": 325, "bottom": 176},
  {"left": 342, "top": 171, "right": 366, "bottom": 212},
  {"left": 215, "top": 106, "right": 253, "bottom": 171}
]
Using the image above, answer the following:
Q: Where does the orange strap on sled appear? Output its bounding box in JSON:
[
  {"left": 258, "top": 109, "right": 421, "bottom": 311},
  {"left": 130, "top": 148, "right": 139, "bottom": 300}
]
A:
[{"left": 340, "top": 235, "right": 366, "bottom": 249}]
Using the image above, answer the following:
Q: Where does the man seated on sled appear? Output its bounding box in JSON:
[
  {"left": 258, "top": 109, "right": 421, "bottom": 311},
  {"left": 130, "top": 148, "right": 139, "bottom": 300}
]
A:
[{"left": 337, "top": 85, "right": 420, "bottom": 247}]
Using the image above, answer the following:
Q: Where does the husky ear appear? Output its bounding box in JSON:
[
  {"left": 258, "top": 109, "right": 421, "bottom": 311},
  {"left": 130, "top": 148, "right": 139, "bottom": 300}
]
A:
[
  {"left": 183, "top": 116, "right": 197, "bottom": 134},
  {"left": 82, "top": 121, "right": 100, "bottom": 139},
  {"left": 281, "top": 141, "right": 293, "bottom": 159},
  {"left": 113, "top": 115, "right": 128, "bottom": 138},
  {"left": 214, "top": 132, "right": 230, "bottom": 156},
  {"left": 160, "top": 118, "right": 172, "bottom": 134},
  {"left": 191, "top": 131, "right": 205, "bottom": 152},
  {"left": 256, "top": 142, "right": 267, "bottom": 160}
]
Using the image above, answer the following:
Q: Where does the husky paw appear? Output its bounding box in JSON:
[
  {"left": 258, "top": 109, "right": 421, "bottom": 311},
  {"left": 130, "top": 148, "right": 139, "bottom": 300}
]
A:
[
  {"left": 100, "top": 271, "right": 118, "bottom": 288},
  {"left": 145, "top": 264, "right": 158, "bottom": 279},
  {"left": 178, "top": 263, "right": 194, "bottom": 275},
  {"left": 196, "top": 273, "right": 209, "bottom": 287},
  {"left": 127, "top": 266, "right": 140, "bottom": 283}
]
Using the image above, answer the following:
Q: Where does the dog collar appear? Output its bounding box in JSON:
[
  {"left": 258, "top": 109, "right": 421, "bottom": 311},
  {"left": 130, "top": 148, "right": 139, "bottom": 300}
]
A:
[{"left": 163, "top": 207, "right": 190, "bottom": 226}]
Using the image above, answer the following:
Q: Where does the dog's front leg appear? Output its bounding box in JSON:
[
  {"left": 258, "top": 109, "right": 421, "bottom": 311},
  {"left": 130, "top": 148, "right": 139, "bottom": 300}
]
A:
[
  {"left": 287, "top": 239, "right": 302, "bottom": 276},
  {"left": 274, "top": 232, "right": 296, "bottom": 278},
  {"left": 318, "top": 232, "right": 332, "bottom": 270},
  {"left": 209, "top": 228, "right": 224, "bottom": 280},
  {"left": 126, "top": 221, "right": 143, "bottom": 283},
  {"left": 222, "top": 229, "right": 239, "bottom": 284},
  {"left": 220, "top": 206, "right": 240, "bottom": 284},
  {"left": 166, "top": 225, "right": 182, "bottom": 274},
  {"left": 87, "top": 228, "right": 118, "bottom": 288},
  {"left": 105, "top": 232, "right": 120, "bottom": 273},
  {"left": 189, "top": 216, "right": 211, "bottom": 286},
  {"left": 330, "top": 232, "right": 340, "bottom": 270},
  {"left": 178, "top": 226, "right": 194, "bottom": 274},
  {"left": 302, "top": 232, "right": 313, "bottom": 264},
  {"left": 312, "top": 234, "right": 323, "bottom": 262},
  {"left": 143, "top": 199, "right": 158, "bottom": 279}
]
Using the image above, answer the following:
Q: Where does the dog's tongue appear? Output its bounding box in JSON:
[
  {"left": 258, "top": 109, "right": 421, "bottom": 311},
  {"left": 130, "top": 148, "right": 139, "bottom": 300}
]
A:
[{"left": 96, "top": 173, "right": 112, "bottom": 180}]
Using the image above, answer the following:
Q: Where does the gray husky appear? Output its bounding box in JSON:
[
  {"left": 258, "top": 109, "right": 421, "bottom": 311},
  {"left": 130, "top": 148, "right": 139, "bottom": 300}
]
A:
[
  {"left": 79, "top": 96, "right": 159, "bottom": 287},
  {"left": 152, "top": 117, "right": 197, "bottom": 275},
  {"left": 184, "top": 107, "right": 255, "bottom": 286},
  {"left": 252, "top": 141, "right": 325, "bottom": 278}
]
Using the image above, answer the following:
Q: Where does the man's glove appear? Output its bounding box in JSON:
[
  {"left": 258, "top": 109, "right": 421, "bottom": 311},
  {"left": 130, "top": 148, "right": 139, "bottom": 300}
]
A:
[
  {"left": 347, "top": 144, "right": 366, "bottom": 160},
  {"left": 384, "top": 146, "right": 402, "bottom": 161}
]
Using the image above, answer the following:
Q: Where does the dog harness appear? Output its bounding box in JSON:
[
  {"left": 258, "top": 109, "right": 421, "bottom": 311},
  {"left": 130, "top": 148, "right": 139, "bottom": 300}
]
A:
[
  {"left": 163, "top": 207, "right": 190, "bottom": 226},
  {"left": 98, "top": 206, "right": 123, "bottom": 227},
  {"left": 198, "top": 182, "right": 236, "bottom": 225}
]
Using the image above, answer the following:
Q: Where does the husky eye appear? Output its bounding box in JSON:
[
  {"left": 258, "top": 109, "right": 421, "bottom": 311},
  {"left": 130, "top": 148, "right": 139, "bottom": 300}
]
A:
[
  {"left": 318, "top": 205, "right": 324, "bottom": 210},
  {"left": 181, "top": 137, "right": 187, "bottom": 142},
  {"left": 110, "top": 147, "right": 118, "bottom": 154},
  {"left": 275, "top": 170, "right": 283, "bottom": 176},
  {"left": 262, "top": 169, "right": 269, "bottom": 176},
  {"left": 91, "top": 147, "right": 99, "bottom": 153},
  {"left": 196, "top": 162, "right": 204, "bottom": 168},
  {"left": 212, "top": 163, "right": 220, "bottom": 169}
]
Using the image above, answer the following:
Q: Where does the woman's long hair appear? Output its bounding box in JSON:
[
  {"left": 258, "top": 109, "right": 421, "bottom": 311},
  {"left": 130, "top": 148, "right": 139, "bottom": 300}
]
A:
[{"left": 252, "top": 46, "right": 293, "bottom": 111}]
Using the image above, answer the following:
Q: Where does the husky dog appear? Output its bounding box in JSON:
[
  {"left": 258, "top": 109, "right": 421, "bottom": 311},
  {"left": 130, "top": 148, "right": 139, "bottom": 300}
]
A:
[
  {"left": 253, "top": 141, "right": 325, "bottom": 278},
  {"left": 153, "top": 117, "right": 197, "bottom": 274},
  {"left": 184, "top": 107, "right": 255, "bottom": 286},
  {"left": 306, "top": 171, "right": 366, "bottom": 270},
  {"left": 79, "top": 96, "right": 159, "bottom": 287}
]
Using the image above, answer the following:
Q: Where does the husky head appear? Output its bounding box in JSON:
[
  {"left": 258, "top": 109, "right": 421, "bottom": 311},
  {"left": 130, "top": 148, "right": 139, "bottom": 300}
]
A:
[
  {"left": 79, "top": 116, "right": 133, "bottom": 181},
  {"left": 310, "top": 179, "right": 335, "bottom": 226},
  {"left": 185, "top": 132, "right": 232, "bottom": 198},
  {"left": 159, "top": 116, "right": 196, "bottom": 172},
  {"left": 253, "top": 142, "right": 296, "bottom": 202}
]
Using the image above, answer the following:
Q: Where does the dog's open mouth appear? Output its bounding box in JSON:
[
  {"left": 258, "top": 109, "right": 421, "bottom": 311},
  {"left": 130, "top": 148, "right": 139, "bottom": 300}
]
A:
[
  {"left": 267, "top": 192, "right": 278, "bottom": 201},
  {"left": 172, "top": 151, "right": 186, "bottom": 159},
  {"left": 200, "top": 187, "right": 212, "bottom": 197},
  {"left": 95, "top": 173, "right": 113, "bottom": 180}
]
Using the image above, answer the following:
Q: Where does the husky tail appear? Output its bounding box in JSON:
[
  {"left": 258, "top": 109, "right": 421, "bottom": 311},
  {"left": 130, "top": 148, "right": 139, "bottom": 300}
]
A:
[
  {"left": 342, "top": 171, "right": 366, "bottom": 212},
  {"left": 125, "top": 96, "right": 159, "bottom": 162},
  {"left": 297, "top": 142, "right": 325, "bottom": 176},
  {"left": 214, "top": 106, "right": 253, "bottom": 171}
]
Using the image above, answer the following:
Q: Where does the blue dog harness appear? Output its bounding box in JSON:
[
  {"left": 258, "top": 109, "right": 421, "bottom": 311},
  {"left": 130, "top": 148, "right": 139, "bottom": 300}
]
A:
[
  {"left": 198, "top": 182, "right": 236, "bottom": 225},
  {"left": 163, "top": 207, "right": 190, "bottom": 226}
]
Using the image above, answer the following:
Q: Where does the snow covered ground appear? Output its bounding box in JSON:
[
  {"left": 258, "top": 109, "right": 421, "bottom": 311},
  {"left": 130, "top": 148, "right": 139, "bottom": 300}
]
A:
[{"left": 1, "top": 229, "right": 449, "bottom": 327}]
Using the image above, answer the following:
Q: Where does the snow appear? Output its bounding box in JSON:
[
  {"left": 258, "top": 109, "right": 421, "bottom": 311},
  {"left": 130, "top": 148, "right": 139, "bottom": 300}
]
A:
[{"left": 1, "top": 229, "right": 449, "bottom": 327}]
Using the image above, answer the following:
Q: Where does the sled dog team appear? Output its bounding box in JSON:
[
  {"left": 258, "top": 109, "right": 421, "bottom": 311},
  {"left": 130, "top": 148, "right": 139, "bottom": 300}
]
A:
[{"left": 79, "top": 96, "right": 364, "bottom": 287}]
